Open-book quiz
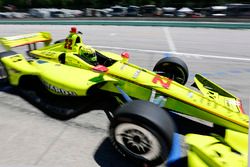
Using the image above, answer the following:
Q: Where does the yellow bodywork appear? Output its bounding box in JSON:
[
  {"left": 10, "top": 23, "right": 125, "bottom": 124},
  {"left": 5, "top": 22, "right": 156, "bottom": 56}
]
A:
[
  {"left": 101, "top": 61, "right": 249, "bottom": 133},
  {"left": 186, "top": 129, "right": 248, "bottom": 167},
  {"left": 0, "top": 31, "right": 248, "bottom": 134},
  {"left": 0, "top": 32, "right": 52, "bottom": 50},
  {"left": 1, "top": 53, "right": 117, "bottom": 96}
]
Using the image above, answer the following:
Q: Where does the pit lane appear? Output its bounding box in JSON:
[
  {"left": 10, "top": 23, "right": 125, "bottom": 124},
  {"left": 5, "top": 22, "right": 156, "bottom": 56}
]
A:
[{"left": 0, "top": 25, "right": 249, "bottom": 167}]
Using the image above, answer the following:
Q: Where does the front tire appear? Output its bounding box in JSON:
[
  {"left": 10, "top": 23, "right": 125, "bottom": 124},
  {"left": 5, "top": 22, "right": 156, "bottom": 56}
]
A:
[
  {"left": 109, "top": 100, "right": 175, "bottom": 166},
  {"left": 153, "top": 57, "right": 189, "bottom": 85}
]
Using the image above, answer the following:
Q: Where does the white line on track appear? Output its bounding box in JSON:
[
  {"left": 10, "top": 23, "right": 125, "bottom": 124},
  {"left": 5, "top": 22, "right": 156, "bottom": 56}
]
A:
[
  {"left": 163, "top": 27, "right": 177, "bottom": 53},
  {"left": 92, "top": 45, "right": 250, "bottom": 62}
]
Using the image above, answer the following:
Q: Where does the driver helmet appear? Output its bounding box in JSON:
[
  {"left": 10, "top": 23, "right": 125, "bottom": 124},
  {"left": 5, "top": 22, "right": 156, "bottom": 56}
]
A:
[
  {"left": 67, "top": 27, "right": 77, "bottom": 38},
  {"left": 70, "top": 27, "right": 77, "bottom": 34},
  {"left": 81, "top": 46, "right": 97, "bottom": 62}
]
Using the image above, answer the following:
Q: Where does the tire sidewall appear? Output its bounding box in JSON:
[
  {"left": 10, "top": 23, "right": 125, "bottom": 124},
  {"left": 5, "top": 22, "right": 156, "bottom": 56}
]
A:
[
  {"left": 110, "top": 117, "right": 168, "bottom": 166},
  {"left": 0, "top": 60, "right": 9, "bottom": 86},
  {"left": 153, "top": 57, "right": 189, "bottom": 85},
  {"left": 109, "top": 100, "right": 175, "bottom": 166}
]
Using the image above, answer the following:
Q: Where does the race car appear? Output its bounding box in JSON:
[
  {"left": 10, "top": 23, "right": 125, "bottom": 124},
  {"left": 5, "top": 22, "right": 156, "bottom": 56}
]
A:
[{"left": 0, "top": 28, "right": 248, "bottom": 166}]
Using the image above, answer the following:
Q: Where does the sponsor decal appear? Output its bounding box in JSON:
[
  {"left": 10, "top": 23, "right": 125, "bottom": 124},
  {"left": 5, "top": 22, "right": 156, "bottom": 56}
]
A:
[
  {"left": 226, "top": 99, "right": 241, "bottom": 106},
  {"left": 120, "top": 64, "right": 128, "bottom": 70},
  {"left": 226, "top": 99, "right": 245, "bottom": 114},
  {"left": 132, "top": 70, "right": 141, "bottom": 79},
  {"left": 5, "top": 33, "right": 37, "bottom": 41},
  {"left": 42, "top": 80, "right": 77, "bottom": 96},
  {"left": 149, "top": 89, "right": 167, "bottom": 107},
  {"left": 152, "top": 74, "right": 172, "bottom": 89}
]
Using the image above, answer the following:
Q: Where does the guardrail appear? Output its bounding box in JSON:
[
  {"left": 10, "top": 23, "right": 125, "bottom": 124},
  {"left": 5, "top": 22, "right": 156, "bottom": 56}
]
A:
[{"left": 1, "top": 18, "right": 250, "bottom": 29}]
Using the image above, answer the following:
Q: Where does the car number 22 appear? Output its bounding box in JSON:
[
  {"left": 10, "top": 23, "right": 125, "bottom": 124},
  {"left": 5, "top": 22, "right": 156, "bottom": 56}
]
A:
[{"left": 64, "top": 39, "right": 73, "bottom": 50}]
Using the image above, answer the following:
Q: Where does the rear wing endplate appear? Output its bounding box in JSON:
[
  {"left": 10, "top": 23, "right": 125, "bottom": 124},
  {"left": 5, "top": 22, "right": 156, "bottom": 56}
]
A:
[
  {"left": 193, "top": 74, "right": 236, "bottom": 98},
  {"left": 193, "top": 74, "right": 244, "bottom": 114},
  {"left": 0, "top": 32, "right": 52, "bottom": 51}
]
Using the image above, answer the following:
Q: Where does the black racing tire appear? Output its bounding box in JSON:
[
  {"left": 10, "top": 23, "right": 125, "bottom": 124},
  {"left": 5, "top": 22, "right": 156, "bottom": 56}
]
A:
[
  {"left": 54, "top": 39, "right": 65, "bottom": 44},
  {"left": 153, "top": 57, "right": 189, "bottom": 85},
  {"left": 0, "top": 60, "right": 9, "bottom": 86},
  {"left": 109, "top": 100, "right": 175, "bottom": 166}
]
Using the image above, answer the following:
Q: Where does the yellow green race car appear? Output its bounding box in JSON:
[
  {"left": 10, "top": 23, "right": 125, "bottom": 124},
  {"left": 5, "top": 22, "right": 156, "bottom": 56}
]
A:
[{"left": 0, "top": 28, "right": 248, "bottom": 166}]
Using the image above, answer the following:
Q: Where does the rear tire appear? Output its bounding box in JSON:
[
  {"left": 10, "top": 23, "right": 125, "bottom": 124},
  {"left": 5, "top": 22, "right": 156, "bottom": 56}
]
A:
[
  {"left": 17, "top": 76, "right": 119, "bottom": 120},
  {"left": 0, "top": 60, "right": 8, "bottom": 86},
  {"left": 109, "top": 100, "right": 175, "bottom": 166},
  {"left": 153, "top": 57, "right": 189, "bottom": 85}
]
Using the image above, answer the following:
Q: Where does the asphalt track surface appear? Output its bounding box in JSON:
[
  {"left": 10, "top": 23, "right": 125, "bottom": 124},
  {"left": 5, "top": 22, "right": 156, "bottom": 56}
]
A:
[{"left": 0, "top": 25, "right": 249, "bottom": 167}]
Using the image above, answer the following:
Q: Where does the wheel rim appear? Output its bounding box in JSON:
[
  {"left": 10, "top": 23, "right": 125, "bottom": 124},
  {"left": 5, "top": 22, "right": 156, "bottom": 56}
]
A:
[
  {"left": 0, "top": 61, "right": 7, "bottom": 80},
  {"left": 159, "top": 63, "right": 187, "bottom": 85},
  {"left": 174, "top": 66, "right": 187, "bottom": 84},
  {"left": 114, "top": 123, "right": 161, "bottom": 161}
]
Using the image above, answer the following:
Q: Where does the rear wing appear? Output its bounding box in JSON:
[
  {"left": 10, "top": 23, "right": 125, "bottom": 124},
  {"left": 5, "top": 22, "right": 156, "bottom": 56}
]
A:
[
  {"left": 193, "top": 74, "right": 244, "bottom": 114},
  {"left": 0, "top": 32, "right": 52, "bottom": 51}
]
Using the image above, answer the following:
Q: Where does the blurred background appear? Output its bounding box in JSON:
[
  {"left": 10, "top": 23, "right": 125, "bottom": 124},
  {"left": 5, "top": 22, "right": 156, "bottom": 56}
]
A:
[
  {"left": 0, "top": 1, "right": 249, "bottom": 167},
  {"left": 0, "top": 0, "right": 250, "bottom": 19}
]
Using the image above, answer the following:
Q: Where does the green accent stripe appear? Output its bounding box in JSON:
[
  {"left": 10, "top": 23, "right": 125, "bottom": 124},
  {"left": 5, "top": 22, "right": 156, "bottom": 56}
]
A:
[{"left": 1, "top": 20, "right": 250, "bottom": 29}]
